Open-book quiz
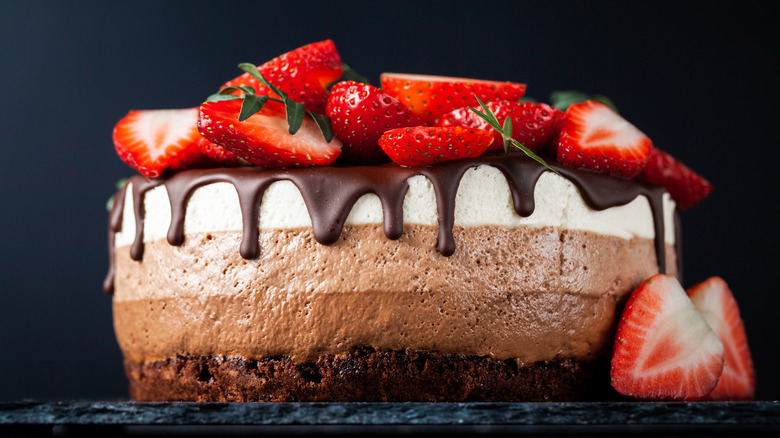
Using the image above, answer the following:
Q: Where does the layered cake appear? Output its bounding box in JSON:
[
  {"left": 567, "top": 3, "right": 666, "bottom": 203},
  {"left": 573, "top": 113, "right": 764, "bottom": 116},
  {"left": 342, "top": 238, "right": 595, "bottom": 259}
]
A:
[{"left": 105, "top": 40, "right": 736, "bottom": 402}]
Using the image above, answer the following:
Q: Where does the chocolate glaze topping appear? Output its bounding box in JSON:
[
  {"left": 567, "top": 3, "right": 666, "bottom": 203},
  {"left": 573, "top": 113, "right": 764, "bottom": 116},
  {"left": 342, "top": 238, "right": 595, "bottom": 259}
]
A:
[{"left": 104, "top": 155, "right": 672, "bottom": 295}]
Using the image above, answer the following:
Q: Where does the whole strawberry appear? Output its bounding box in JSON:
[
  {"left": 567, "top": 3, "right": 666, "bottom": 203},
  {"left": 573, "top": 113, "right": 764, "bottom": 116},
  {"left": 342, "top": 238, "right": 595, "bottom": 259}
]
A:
[
  {"left": 378, "top": 126, "right": 493, "bottom": 166},
  {"left": 436, "top": 100, "right": 563, "bottom": 153},
  {"left": 640, "top": 148, "right": 713, "bottom": 211},
  {"left": 326, "top": 81, "right": 425, "bottom": 164},
  {"left": 557, "top": 101, "right": 652, "bottom": 178},
  {"left": 196, "top": 137, "right": 247, "bottom": 167},
  {"left": 222, "top": 40, "right": 343, "bottom": 113}
]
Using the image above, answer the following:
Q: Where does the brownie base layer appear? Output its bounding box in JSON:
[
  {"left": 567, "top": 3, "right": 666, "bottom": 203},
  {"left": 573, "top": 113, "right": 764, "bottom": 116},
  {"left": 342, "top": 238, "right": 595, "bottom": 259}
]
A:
[{"left": 125, "top": 348, "right": 609, "bottom": 402}]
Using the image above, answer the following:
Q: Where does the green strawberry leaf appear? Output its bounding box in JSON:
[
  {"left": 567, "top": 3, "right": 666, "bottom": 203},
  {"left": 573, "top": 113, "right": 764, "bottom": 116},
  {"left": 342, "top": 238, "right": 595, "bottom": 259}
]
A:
[
  {"left": 286, "top": 100, "right": 306, "bottom": 135},
  {"left": 550, "top": 90, "right": 619, "bottom": 113},
  {"left": 339, "top": 63, "right": 371, "bottom": 85},
  {"left": 239, "top": 94, "right": 269, "bottom": 122},
  {"left": 308, "top": 111, "right": 334, "bottom": 143}
]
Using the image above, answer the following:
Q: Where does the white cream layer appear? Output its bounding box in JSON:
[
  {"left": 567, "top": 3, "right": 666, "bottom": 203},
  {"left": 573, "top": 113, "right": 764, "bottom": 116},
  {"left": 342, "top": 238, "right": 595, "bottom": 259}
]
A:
[{"left": 114, "top": 165, "right": 676, "bottom": 248}]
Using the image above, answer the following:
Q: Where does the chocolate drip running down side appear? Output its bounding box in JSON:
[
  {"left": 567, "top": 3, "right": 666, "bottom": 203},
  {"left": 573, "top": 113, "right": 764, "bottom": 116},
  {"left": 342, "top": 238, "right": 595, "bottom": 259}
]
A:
[{"left": 104, "top": 156, "right": 672, "bottom": 295}]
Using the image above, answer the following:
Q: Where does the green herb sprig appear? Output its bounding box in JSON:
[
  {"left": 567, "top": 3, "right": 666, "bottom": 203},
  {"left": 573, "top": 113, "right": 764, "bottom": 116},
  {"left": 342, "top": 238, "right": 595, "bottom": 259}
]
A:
[
  {"left": 204, "top": 63, "right": 333, "bottom": 143},
  {"left": 468, "top": 96, "right": 559, "bottom": 174}
]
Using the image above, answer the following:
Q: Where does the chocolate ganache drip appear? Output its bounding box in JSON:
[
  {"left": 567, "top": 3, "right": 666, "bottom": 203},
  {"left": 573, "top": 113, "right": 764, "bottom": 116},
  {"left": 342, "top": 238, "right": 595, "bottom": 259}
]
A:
[{"left": 104, "top": 155, "right": 672, "bottom": 295}]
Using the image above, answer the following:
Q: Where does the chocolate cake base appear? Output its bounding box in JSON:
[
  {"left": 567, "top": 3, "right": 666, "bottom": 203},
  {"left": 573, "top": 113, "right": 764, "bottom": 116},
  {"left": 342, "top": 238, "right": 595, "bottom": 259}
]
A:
[{"left": 125, "top": 348, "right": 607, "bottom": 402}]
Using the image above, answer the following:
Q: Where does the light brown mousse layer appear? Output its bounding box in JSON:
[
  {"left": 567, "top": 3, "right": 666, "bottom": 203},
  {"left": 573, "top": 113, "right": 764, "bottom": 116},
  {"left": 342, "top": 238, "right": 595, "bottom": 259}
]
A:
[{"left": 113, "top": 224, "right": 676, "bottom": 365}]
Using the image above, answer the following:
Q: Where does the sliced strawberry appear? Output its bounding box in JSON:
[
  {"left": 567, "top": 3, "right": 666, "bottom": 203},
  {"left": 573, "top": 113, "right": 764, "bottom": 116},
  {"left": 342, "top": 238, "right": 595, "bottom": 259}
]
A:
[
  {"left": 378, "top": 126, "right": 493, "bottom": 166},
  {"left": 113, "top": 108, "right": 204, "bottom": 178},
  {"left": 222, "top": 40, "right": 343, "bottom": 113},
  {"left": 198, "top": 99, "right": 342, "bottom": 168},
  {"left": 379, "top": 73, "right": 526, "bottom": 124},
  {"left": 640, "top": 148, "right": 713, "bottom": 211},
  {"left": 688, "top": 277, "right": 756, "bottom": 400},
  {"left": 196, "top": 136, "right": 247, "bottom": 167},
  {"left": 611, "top": 274, "right": 724, "bottom": 400},
  {"left": 326, "top": 80, "right": 424, "bottom": 164},
  {"left": 556, "top": 101, "right": 652, "bottom": 178},
  {"left": 435, "top": 100, "right": 563, "bottom": 153}
]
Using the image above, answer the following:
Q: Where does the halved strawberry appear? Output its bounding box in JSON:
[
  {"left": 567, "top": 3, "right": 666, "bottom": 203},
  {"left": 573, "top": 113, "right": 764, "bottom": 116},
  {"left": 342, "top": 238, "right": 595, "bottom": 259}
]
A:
[
  {"left": 611, "top": 274, "right": 724, "bottom": 400},
  {"left": 640, "top": 148, "right": 713, "bottom": 211},
  {"left": 326, "top": 80, "right": 424, "bottom": 164},
  {"left": 222, "top": 40, "right": 343, "bottom": 113},
  {"left": 378, "top": 126, "right": 493, "bottom": 166},
  {"left": 196, "top": 136, "right": 247, "bottom": 167},
  {"left": 198, "top": 99, "right": 342, "bottom": 168},
  {"left": 556, "top": 101, "right": 652, "bottom": 178},
  {"left": 380, "top": 73, "right": 526, "bottom": 124},
  {"left": 435, "top": 100, "right": 563, "bottom": 153},
  {"left": 688, "top": 277, "right": 756, "bottom": 400},
  {"left": 113, "top": 108, "right": 204, "bottom": 178}
]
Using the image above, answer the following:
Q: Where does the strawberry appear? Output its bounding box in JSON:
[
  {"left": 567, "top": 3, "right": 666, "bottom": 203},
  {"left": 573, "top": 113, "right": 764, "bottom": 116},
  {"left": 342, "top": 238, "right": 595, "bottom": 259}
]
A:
[
  {"left": 222, "top": 40, "right": 343, "bottom": 113},
  {"left": 435, "top": 100, "right": 563, "bottom": 153},
  {"left": 378, "top": 126, "right": 493, "bottom": 166},
  {"left": 196, "top": 136, "right": 246, "bottom": 167},
  {"left": 113, "top": 108, "right": 204, "bottom": 178},
  {"left": 611, "top": 274, "right": 724, "bottom": 400},
  {"left": 379, "top": 73, "right": 526, "bottom": 124},
  {"left": 688, "top": 277, "right": 756, "bottom": 400},
  {"left": 198, "top": 98, "right": 342, "bottom": 168},
  {"left": 326, "top": 81, "right": 425, "bottom": 164},
  {"left": 639, "top": 148, "right": 713, "bottom": 211},
  {"left": 556, "top": 101, "right": 652, "bottom": 178}
]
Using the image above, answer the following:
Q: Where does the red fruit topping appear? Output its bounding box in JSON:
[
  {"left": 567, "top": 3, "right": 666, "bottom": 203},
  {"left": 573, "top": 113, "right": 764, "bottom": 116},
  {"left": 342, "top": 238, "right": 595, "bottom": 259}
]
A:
[
  {"left": 380, "top": 73, "right": 526, "bottom": 124},
  {"left": 198, "top": 99, "right": 342, "bottom": 168},
  {"left": 378, "top": 126, "right": 493, "bottom": 166},
  {"left": 222, "top": 40, "right": 343, "bottom": 113},
  {"left": 688, "top": 277, "right": 756, "bottom": 400},
  {"left": 326, "top": 81, "right": 424, "bottom": 164},
  {"left": 436, "top": 100, "right": 563, "bottom": 152},
  {"left": 556, "top": 101, "right": 652, "bottom": 178},
  {"left": 113, "top": 108, "right": 204, "bottom": 178},
  {"left": 196, "top": 136, "right": 246, "bottom": 167},
  {"left": 611, "top": 274, "right": 724, "bottom": 400},
  {"left": 640, "top": 148, "right": 713, "bottom": 211}
]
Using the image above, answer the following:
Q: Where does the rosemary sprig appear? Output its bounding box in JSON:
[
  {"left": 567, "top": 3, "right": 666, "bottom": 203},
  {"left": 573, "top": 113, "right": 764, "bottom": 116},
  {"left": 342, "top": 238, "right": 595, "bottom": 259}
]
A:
[
  {"left": 203, "top": 63, "right": 333, "bottom": 143},
  {"left": 468, "top": 96, "right": 559, "bottom": 174}
]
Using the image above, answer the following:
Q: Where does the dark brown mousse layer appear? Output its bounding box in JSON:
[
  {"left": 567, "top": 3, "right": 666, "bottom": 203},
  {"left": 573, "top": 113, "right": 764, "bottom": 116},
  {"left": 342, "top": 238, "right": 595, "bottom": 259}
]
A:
[
  {"left": 124, "top": 348, "right": 607, "bottom": 402},
  {"left": 105, "top": 155, "right": 673, "bottom": 295}
]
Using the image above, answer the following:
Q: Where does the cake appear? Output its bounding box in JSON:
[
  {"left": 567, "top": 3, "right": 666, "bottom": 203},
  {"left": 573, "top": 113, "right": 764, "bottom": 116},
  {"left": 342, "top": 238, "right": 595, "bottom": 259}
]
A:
[{"left": 104, "top": 40, "right": 738, "bottom": 402}]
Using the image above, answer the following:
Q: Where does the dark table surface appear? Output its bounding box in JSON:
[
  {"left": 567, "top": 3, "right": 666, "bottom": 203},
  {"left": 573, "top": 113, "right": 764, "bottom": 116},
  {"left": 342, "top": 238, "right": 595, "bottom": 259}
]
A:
[{"left": 2, "top": 400, "right": 779, "bottom": 437}]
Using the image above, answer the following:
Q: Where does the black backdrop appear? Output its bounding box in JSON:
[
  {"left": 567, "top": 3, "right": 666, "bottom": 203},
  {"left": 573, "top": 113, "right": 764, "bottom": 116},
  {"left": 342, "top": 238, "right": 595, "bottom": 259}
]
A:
[{"left": 1, "top": 1, "right": 778, "bottom": 401}]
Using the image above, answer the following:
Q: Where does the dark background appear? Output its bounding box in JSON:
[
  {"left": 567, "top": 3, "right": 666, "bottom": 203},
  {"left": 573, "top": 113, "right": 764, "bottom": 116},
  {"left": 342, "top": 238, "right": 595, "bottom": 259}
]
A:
[{"left": 1, "top": 1, "right": 777, "bottom": 401}]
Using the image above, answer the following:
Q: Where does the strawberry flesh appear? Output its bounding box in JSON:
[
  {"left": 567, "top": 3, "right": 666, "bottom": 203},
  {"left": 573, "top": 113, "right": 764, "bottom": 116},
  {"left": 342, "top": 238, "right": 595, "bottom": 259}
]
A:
[
  {"left": 378, "top": 126, "right": 493, "bottom": 166},
  {"left": 611, "top": 274, "right": 724, "bottom": 400},
  {"left": 435, "top": 100, "right": 563, "bottom": 153},
  {"left": 198, "top": 99, "right": 342, "bottom": 168},
  {"left": 222, "top": 40, "right": 343, "bottom": 113},
  {"left": 380, "top": 73, "right": 526, "bottom": 124},
  {"left": 113, "top": 108, "right": 204, "bottom": 178},
  {"left": 688, "top": 277, "right": 756, "bottom": 400},
  {"left": 326, "top": 80, "right": 424, "bottom": 164},
  {"left": 557, "top": 101, "right": 652, "bottom": 178},
  {"left": 640, "top": 148, "right": 713, "bottom": 211}
]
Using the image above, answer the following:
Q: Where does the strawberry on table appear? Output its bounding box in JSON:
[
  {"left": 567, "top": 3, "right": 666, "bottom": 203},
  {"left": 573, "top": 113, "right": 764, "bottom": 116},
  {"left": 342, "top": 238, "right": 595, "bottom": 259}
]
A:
[
  {"left": 640, "top": 147, "right": 713, "bottom": 211},
  {"left": 326, "top": 80, "right": 425, "bottom": 164},
  {"left": 688, "top": 277, "right": 756, "bottom": 400},
  {"left": 611, "top": 274, "right": 724, "bottom": 400},
  {"left": 222, "top": 40, "right": 343, "bottom": 113},
  {"left": 556, "top": 100, "right": 652, "bottom": 178},
  {"left": 380, "top": 73, "right": 526, "bottom": 124},
  {"left": 198, "top": 99, "right": 342, "bottom": 168},
  {"left": 435, "top": 100, "right": 563, "bottom": 153},
  {"left": 378, "top": 126, "right": 493, "bottom": 166},
  {"left": 113, "top": 107, "right": 204, "bottom": 178}
]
